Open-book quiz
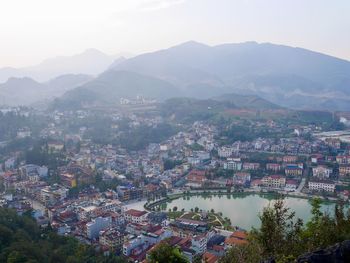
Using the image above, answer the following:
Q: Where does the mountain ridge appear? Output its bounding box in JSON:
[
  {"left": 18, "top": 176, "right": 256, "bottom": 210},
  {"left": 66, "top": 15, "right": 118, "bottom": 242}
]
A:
[
  {"left": 0, "top": 49, "right": 132, "bottom": 83},
  {"left": 0, "top": 74, "right": 92, "bottom": 106}
]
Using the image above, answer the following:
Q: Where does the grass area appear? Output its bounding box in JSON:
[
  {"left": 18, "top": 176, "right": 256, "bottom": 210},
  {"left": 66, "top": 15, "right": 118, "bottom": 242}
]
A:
[
  {"left": 167, "top": 211, "right": 184, "bottom": 220},
  {"left": 171, "top": 211, "right": 234, "bottom": 229}
]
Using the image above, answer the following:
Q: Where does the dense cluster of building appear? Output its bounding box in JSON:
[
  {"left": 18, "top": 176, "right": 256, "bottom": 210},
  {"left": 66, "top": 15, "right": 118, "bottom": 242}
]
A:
[{"left": 1, "top": 107, "right": 350, "bottom": 262}]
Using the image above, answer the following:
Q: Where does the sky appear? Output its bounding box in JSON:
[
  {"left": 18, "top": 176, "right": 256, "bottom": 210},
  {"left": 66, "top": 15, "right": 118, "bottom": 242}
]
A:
[{"left": 1, "top": 0, "right": 350, "bottom": 68}]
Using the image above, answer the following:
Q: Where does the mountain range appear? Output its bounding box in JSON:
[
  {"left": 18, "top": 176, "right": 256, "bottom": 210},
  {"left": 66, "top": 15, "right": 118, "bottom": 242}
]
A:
[
  {"left": 52, "top": 70, "right": 179, "bottom": 109},
  {"left": 0, "top": 74, "right": 92, "bottom": 106},
  {"left": 1, "top": 41, "right": 350, "bottom": 110},
  {"left": 0, "top": 49, "right": 131, "bottom": 83},
  {"left": 111, "top": 41, "right": 350, "bottom": 110}
]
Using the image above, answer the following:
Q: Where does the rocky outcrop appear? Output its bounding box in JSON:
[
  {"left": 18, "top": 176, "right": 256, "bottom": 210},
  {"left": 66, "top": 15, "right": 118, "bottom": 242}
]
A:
[{"left": 297, "top": 240, "right": 350, "bottom": 263}]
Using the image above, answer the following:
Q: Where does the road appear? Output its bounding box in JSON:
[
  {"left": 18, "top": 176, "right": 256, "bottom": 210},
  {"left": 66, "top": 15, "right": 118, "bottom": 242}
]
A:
[{"left": 297, "top": 178, "right": 306, "bottom": 193}]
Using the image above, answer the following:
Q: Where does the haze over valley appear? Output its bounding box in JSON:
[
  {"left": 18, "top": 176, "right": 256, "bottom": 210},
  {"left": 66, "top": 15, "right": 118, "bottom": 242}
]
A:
[{"left": 1, "top": 41, "right": 350, "bottom": 110}]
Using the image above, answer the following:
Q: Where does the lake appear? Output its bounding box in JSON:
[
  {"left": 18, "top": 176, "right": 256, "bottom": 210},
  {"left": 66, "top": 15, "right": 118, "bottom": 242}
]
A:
[{"left": 156, "top": 193, "right": 337, "bottom": 230}]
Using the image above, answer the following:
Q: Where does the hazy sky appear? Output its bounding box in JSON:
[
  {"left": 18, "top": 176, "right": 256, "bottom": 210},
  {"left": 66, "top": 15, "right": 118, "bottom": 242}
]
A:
[{"left": 1, "top": 0, "right": 350, "bottom": 67}]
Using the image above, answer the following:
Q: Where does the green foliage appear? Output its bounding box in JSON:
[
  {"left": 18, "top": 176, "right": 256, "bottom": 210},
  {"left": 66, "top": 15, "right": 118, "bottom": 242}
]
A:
[
  {"left": 219, "top": 238, "right": 262, "bottom": 263},
  {"left": 163, "top": 159, "right": 182, "bottom": 170},
  {"left": 25, "top": 141, "right": 67, "bottom": 169},
  {"left": 188, "top": 143, "right": 204, "bottom": 151},
  {"left": 220, "top": 122, "right": 274, "bottom": 143},
  {"left": 0, "top": 208, "right": 126, "bottom": 263},
  {"left": 117, "top": 123, "right": 177, "bottom": 151},
  {"left": 0, "top": 111, "right": 46, "bottom": 141},
  {"left": 160, "top": 97, "right": 227, "bottom": 123},
  {"left": 220, "top": 198, "right": 350, "bottom": 263},
  {"left": 252, "top": 199, "right": 304, "bottom": 259},
  {"left": 148, "top": 242, "right": 188, "bottom": 263}
]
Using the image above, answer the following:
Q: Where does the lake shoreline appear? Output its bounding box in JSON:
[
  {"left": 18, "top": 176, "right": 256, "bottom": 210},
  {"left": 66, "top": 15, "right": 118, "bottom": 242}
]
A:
[
  {"left": 144, "top": 190, "right": 345, "bottom": 230},
  {"left": 144, "top": 189, "right": 343, "bottom": 211}
]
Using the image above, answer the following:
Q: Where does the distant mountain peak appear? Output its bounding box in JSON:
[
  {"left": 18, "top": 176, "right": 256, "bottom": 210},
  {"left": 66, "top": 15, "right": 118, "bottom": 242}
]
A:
[
  {"left": 172, "top": 40, "right": 210, "bottom": 49},
  {"left": 80, "top": 48, "right": 108, "bottom": 57},
  {"left": 0, "top": 49, "right": 118, "bottom": 82},
  {"left": 108, "top": 57, "right": 127, "bottom": 69},
  {"left": 6, "top": 76, "right": 40, "bottom": 84}
]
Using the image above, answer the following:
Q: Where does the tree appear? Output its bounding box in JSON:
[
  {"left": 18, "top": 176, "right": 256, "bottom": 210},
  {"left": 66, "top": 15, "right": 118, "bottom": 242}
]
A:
[
  {"left": 302, "top": 198, "right": 341, "bottom": 251},
  {"left": 219, "top": 238, "right": 262, "bottom": 263},
  {"left": 0, "top": 207, "right": 120, "bottom": 263},
  {"left": 251, "top": 199, "right": 304, "bottom": 260},
  {"left": 148, "top": 242, "right": 188, "bottom": 263},
  {"left": 6, "top": 251, "right": 27, "bottom": 263}
]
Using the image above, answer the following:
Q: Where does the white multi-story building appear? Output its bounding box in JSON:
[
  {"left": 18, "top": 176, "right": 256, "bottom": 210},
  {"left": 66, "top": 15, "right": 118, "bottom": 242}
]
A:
[
  {"left": 285, "top": 179, "right": 298, "bottom": 192},
  {"left": 124, "top": 209, "right": 148, "bottom": 224},
  {"left": 312, "top": 165, "right": 333, "bottom": 178},
  {"left": 223, "top": 161, "right": 242, "bottom": 171},
  {"left": 40, "top": 185, "right": 68, "bottom": 205},
  {"left": 308, "top": 179, "right": 335, "bottom": 192},
  {"left": 86, "top": 216, "right": 111, "bottom": 239},
  {"left": 191, "top": 231, "right": 214, "bottom": 254},
  {"left": 98, "top": 200, "right": 122, "bottom": 213},
  {"left": 218, "top": 147, "right": 234, "bottom": 158},
  {"left": 262, "top": 175, "right": 286, "bottom": 188},
  {"left": 123, "top": 229, "right": 172, "bottom": 256}
]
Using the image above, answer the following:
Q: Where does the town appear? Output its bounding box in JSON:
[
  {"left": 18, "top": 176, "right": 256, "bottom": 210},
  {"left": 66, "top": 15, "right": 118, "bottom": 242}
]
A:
[{"left": 1, "top": 103, "right": 350, "bottom": 263}]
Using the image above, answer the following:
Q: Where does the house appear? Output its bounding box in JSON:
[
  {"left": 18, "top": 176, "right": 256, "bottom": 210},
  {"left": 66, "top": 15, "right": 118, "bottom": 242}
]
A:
[
  {"left": 40, "top": 185, "right": 68, "bottom": 205},
  {"left": 262, "top": 175, "right": 286, "bottom": 188},
  {"left": 340, "top": 190, "right": 350, "bottom": 201},
  {"left": 233, "top": 172, "right": 251, "bottom": 186},
  {"left": 285, "top": 179, "right": 298, "bottom": 191},
  {"left": 60, "top": 164, "right": 94, "bottom": 186},
  {"left": 117, "top": 186, "right": 143, "bottom": 201},
  {"left": 192, "top": 233, "right": 209, "bottom": 254},
  {"left": 48, "top": 141, "right": 64, "bottom": 151},
  {"left": 308, "top": 179, "right": 335, "bottom": 192},
  {"left": 86, "top": 216, "right": 112, "bottom": 239},
  {"left": 187, "top": 157, "right": 201, "bottom": 166},
  {"left": 170, "top": 218, "right": 209, "bottom": 238},
  {"left": 124, "top": 209, "right": 148, "bottom": 224},
  {"left": 312, "top": 165, "right": 332, "bottom": 178},
  {"left": 59, "top": 173, "right": 77, "bottom": 188},
  {"left": 194, "top": 151, "right": 210, "bottom": 161},
  {"left": 99, "top": 228, "right": 124, "bottom": 251},
  {"left": 325, "top": 138, "right": 341, "bottom": 149},
  {"left": 186, "top": 170, "right": 207, "bottom": 187},
  {"left": 2, "top": 171, "right": 19, "bottom": 190},
  {"left": 336, "top": 156, "right": 350, "bottom": 165},
  {"left": 242, "top": 162, "right": 260, "bottom": 171},
  {"left": 251, "top": 179, "right": 262, "bottom": 188},
  {"left": 21, "top": 164, "right": 48, "bottom": 179},
  {"left": 223, "top": 161, "right": 242, "bottom": 171},
  {"left": 283, "top": 156, "right": 298, "bottom": 163},
  {"left": 17, "top": 128, "right": 31, "bottom": 138},
  {"left": 218, "top": 147, "right": 234, "bottom": 158},
  {"left": 202, "top": 252, "right": 219, "bottom": 263},
  {"left": 266, "top": 163, "right": 282, "bottom": 172},
  {"left": 310, "top": 154, "right": 324, "bottom": 164},
  {"left": 285, "top": 165, "right": 303, "bottom": 176},
  {"left": 224, "top": 231, "right": 248, "bottom": 249},
  {"left": 4, "top": 158, "right": 16, "bottom": 170},
  {"left": 339, "top": 165, "right": 350, "bottom": 177},
  {"left": 123, "top": 229, "right": 172, "bottom": 259}
]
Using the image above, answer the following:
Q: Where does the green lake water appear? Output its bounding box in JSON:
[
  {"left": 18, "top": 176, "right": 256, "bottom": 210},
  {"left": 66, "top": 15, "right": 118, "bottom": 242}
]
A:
[{"left": 158, "top": 194, "right": 338, "bottom": 230}]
